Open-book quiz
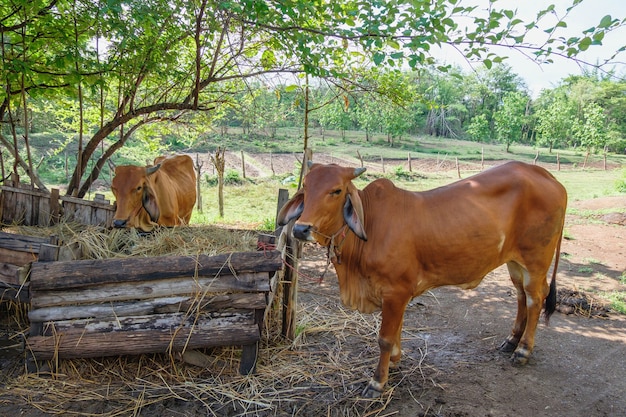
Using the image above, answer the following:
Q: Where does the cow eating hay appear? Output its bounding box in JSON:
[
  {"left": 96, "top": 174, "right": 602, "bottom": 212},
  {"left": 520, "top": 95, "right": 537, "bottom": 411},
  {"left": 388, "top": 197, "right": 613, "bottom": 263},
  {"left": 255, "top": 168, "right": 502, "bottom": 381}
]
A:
[
  {"left": 278, "top": 161, "right": 567, "bottom": 398},
  {"left": 111, "top": 154, "right": 196, "bottom": 232}
]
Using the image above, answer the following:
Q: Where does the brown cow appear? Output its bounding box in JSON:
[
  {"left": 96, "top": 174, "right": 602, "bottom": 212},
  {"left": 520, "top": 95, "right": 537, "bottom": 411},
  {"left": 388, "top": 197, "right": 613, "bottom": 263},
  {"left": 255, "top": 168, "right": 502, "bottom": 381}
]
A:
[
  {"left": 277, "top": 161, "right": 567, "bottom": 398},
  {"left": 111, "top": 154, "right": 196, "bottom": 232}
]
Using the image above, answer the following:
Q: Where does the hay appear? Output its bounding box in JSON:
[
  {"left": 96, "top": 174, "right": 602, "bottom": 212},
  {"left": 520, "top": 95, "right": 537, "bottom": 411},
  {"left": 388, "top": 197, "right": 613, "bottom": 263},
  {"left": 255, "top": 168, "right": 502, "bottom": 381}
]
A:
[{"left": 3, "top": 222, "right": 258, "bottom": 259}]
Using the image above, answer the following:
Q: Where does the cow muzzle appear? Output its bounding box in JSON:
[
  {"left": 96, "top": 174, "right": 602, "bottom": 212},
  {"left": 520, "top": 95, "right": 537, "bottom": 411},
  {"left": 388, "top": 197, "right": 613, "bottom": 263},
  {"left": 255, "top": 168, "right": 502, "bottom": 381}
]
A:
[
  {"left": 113, "top": 219, "right": 128, "bottom": 228},
  {"left": 292, "top": 223, "right": 316, "bottom": 242}
]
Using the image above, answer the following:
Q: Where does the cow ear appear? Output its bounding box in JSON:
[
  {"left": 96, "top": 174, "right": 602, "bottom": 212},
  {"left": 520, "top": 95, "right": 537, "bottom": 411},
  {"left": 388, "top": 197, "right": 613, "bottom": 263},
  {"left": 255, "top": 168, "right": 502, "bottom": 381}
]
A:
[
  {"left": 344, "top": 188, "right": 367, "bottom": 241},
  {"left": 277, "top": 190, "right": 304, "bottom": 226},
  {"left": 142, "top": 186, "right": 160, "bottom": 223}
]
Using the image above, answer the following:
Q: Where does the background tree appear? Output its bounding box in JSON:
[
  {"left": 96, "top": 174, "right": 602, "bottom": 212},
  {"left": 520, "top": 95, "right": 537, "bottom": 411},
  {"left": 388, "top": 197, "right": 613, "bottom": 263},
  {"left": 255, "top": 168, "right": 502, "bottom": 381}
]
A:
[
  {"left": 494, "top": 91, "right": 531, "bottom": 152},
  {"left": 535, "top": 92, "right": 574, "bottom": 153},
  {"left": 571, "top": 101, "right": 608, "bottom": 166}
]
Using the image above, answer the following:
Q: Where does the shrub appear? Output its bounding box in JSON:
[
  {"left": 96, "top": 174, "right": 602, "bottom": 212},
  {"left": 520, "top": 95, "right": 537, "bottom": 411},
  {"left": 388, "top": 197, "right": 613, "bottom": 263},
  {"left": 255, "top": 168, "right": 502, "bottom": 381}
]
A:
[{"left": 615, "top": 169, "right": 626, "bottom": 193}]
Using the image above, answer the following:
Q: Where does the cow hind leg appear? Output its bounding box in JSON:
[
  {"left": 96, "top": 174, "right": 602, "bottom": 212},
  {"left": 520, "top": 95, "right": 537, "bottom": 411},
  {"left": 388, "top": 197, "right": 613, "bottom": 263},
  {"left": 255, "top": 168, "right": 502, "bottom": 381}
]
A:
[
  {"left": 500, "top": 262, "right": 527, "bottom": 353},
  {"left": 503, "top": 261, "right": 550, "bottom": 365},
  {"left": 514, "top": 267, "right": 550, "bottom": 365}
]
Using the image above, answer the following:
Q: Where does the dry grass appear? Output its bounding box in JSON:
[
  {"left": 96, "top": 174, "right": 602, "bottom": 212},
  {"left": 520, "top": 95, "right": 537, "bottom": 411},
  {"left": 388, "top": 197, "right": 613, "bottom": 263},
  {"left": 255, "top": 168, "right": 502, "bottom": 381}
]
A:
[{"left": 4, "top": 222, "right": 258, "bottom": 259}]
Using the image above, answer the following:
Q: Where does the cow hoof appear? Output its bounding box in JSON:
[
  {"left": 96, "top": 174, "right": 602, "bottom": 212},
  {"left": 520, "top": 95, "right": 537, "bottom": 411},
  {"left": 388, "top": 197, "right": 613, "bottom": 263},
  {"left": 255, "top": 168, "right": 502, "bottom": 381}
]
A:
[
  {"left": 510, "top": 348, "right": 530, "bottom": 365},
  {"left": 361, "top": 379, "right": 384, "bottom": 398},
  {"left": 498, "top": 339, "right": 518, "bottom": 353}
]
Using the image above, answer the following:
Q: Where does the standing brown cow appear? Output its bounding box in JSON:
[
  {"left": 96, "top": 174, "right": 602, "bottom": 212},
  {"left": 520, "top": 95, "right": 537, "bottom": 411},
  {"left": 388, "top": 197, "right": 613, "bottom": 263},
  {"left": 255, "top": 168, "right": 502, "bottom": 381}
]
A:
[
  {"left": 278, "top": 161, "right": 567, "bottom": 397},
  {"left": 111, "top": 154, "right": 196, "bottom": 232}
]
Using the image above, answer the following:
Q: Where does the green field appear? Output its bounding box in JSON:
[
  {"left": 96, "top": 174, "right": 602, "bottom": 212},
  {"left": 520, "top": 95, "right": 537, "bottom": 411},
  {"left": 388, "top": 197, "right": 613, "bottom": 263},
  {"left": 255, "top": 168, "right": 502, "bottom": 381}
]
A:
[{"left": 186, "top": 132, "right": 626, "bottom": 229}]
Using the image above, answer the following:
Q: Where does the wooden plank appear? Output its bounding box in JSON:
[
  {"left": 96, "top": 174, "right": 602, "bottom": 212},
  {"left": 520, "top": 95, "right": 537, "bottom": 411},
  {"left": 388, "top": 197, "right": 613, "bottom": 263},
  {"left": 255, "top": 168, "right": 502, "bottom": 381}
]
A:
[
  {"left": 28, "top": 323, "right": 260, "bottom": 360},
  {"left": 41, "top": 310, "right": 255, "bottom": 335},
  {"left": 240, "top": 343, "right": 259, "bottom": 375},
  {"left": 49, "top": 188, "right": 60, "bottom": 225},
  {"left": 29, "top": 250, "right": 283, "bottom": 291},
  {"left": 15, "top": 190, "right": 30, "bottom": 225},
  {"left": 38, "top": 244, "right": 59, "bottom": 262},
  {"left": 0, "top": 185, "right": 50, "bottom": 198},
  {"left": 0, "top": 231, "right": 49, "bottom": 253},
  {"left": 29, "top": 293, "right": 267, "bottom": 322},
  {"left": 31, "top": 272, "right": 271, "bottom": 309},
  {"left": 1, "top": 188, "right": 17, "bottom": 224},
  {"left": 0, "top": 248, "right": 36, "bottom": 267},
  {"left": 0, "top": 262, "right": 20, "bottom": 285},
  {"left": 60, "top": 194, "right": 115, "bottom": 209}
]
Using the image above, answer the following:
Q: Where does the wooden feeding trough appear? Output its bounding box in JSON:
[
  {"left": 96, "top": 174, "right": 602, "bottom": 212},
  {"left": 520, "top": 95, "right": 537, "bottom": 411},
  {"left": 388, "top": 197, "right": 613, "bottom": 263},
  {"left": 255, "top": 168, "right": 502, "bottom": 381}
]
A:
[{"left": 26, "top": 249, "right": 282, "bottom": 375}]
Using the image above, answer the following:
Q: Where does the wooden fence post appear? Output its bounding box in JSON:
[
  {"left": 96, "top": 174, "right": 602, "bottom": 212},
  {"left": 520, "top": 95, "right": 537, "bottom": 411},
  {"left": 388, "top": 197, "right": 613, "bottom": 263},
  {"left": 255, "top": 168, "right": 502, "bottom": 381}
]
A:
[
  {"left": 194, "top": 153, "right": 203, "bottom": 213},
  {"left": 481, "top": 147, "right": 484, "bottom": 170},
  {"left": 241, "top": 150, "right": 246, "bottom": 179},
  {"left": 277, "top": 187, "right": 301, "bottom": 341}
]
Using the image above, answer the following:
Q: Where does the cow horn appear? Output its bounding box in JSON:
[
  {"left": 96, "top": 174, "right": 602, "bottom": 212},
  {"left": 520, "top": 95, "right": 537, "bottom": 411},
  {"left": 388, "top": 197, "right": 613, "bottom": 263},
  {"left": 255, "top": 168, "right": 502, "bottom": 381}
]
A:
[
  {"left": 146, "top": 163, "right": 162, "bottom": 175},
  {"left": 354, "top": 167, "right": 367, "bottom": 177}
]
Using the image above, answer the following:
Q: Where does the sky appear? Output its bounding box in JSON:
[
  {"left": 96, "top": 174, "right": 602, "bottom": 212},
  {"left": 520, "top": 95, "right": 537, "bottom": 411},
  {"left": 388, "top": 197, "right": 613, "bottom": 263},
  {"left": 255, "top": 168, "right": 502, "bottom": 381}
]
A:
[{"left": 434, "top": 0, "right": 626, "bottom": 97}]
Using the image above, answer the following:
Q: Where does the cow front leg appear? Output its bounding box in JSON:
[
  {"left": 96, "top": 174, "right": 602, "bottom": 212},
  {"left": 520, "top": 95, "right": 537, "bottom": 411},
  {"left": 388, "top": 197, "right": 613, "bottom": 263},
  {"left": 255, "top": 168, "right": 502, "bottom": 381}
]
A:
[{"left": 362, "top": 297, "right": 407, "bottom": 398}]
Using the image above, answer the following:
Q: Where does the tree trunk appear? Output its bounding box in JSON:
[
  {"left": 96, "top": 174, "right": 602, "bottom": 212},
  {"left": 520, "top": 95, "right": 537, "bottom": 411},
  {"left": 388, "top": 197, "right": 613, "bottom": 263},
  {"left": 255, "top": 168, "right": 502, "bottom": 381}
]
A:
[
  {"left": 211, "top": 148, "right": 226, "bottom": 218},
  {"left": 195, "top": 153, "right": 203, "bottom": 213}
]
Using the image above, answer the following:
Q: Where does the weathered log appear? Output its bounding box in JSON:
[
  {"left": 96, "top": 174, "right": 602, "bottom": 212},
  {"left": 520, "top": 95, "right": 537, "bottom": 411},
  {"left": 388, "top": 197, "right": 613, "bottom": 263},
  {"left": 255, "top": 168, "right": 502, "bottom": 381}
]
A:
[
  {"left": 29, "top": 293, "right": 267, "bottom": 322},
  {"left": 0, "top": 231, "right": 50, "bottom": 253},
  {"left": 30, "top": 272, "right": 271, "bottom": 309},
  {"left": 28, "top": 323, "right": 259, "bottom": 360},
  {"left": 40, "top": 310, "right": 255, "bottom": 335},
  {"left": 29, "top": 250, "right": 282, "bottom": 291}
]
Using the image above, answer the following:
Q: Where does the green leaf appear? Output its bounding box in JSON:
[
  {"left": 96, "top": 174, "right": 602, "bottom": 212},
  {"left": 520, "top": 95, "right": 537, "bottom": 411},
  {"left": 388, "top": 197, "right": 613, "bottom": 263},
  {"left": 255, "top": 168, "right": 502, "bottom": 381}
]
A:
[
  {"left": 593, "top": 32, "right": 605, "bottom": 42},
  {"left": 373, "top": 52, "right": 385, "bottom": 66},
  {"left": 483, "top": 58, "right": 492, "bottom": 69},
  {"left": 598, "top": 15, "right": 613, "bottom": 28},
  {"left": 284, "top": 85, "right": 299, "bottom": 93},
  {"left": 579, "top": 37, "right": 592, "bottom": 51},
  {"left": 261, "top": 49, "right": 276, "bottom": 70},
  {"left": 387, "top": 39, "right": 401, "bottom": 50}
]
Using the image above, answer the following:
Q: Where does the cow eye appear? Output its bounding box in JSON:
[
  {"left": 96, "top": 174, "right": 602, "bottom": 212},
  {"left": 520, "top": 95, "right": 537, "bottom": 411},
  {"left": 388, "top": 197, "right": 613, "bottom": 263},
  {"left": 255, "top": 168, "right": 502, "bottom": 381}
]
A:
[{"left": 330, "top": 189, "right": 342, "bottom": 196}]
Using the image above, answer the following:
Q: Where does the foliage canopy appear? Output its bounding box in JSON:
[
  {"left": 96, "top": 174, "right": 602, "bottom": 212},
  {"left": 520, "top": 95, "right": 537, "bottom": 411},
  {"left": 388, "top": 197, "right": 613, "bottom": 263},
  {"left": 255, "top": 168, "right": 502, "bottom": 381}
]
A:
[{"left": 0, "top": 0, "right": 624, "bottom": 195}]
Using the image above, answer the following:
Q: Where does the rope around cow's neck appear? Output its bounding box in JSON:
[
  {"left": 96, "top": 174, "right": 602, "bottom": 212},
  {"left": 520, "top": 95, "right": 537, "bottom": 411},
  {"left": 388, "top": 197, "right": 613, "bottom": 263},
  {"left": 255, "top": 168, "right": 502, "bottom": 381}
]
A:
[{"left": 314, "top": 224, "right": 349, "bottom": 281}]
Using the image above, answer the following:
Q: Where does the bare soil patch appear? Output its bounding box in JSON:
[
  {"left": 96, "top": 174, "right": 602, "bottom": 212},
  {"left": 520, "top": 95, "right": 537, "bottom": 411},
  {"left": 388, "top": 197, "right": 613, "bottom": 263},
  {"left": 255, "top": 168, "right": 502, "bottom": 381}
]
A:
[{"left": 1, "top": 158, "right": 625, "bottom": 416}]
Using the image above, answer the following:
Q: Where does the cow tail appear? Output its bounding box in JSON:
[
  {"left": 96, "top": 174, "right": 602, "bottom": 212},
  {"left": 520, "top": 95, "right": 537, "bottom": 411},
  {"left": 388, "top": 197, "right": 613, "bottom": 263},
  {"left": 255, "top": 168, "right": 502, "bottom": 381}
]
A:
[{"left": 543, "top": 221, "right": 564, "bottom": 325}]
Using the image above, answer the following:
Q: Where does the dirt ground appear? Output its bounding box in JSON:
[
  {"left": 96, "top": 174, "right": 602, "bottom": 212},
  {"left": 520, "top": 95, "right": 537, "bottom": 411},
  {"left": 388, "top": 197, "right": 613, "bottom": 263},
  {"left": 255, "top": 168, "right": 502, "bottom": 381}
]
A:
[{"left": 1, "top": 156, "right": 625, "bottom": 416}]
